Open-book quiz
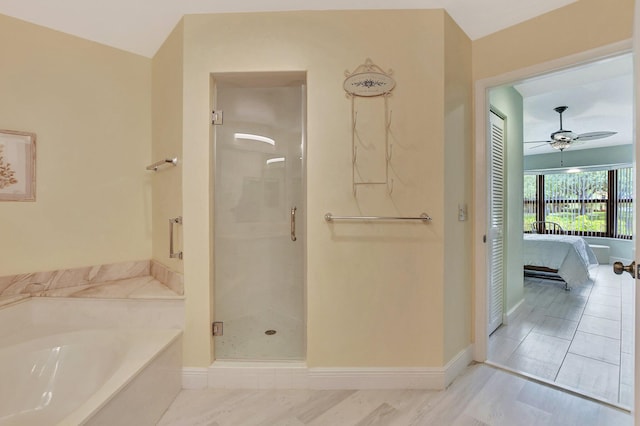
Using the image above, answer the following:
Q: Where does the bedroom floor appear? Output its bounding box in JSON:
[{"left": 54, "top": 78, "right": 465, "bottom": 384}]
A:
[{"left": 488, "top": 264, "right": 634, "bottom": 408}]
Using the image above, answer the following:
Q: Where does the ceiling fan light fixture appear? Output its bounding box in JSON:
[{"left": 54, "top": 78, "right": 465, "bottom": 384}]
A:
[
  {"left": 550, "top": 140, "right": 571, "bottom": 151},
  {"left": 551, "top": 130, "right": 576, "bottom": 142}
]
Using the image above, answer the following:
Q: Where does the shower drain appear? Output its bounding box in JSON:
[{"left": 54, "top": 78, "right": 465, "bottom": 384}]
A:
[{"left": 265, "top": 329, "right": 277, "bottom": 335}]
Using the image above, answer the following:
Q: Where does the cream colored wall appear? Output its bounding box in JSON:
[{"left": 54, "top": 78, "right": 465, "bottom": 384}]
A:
[
  {"left": 472, "top": 0, "right": 634, "bottom": 81},
  {"left": 152, "top": 21, "right": 184, "bottom": 274},
  {"left": 0, "top": 14, "right": 152, "bottom": 275},
  {"left": 179, "top": 10, "right": 464, "bottom": 367},
  {"left": 443, "top": 14, "right": 473, "bottom": 361}
]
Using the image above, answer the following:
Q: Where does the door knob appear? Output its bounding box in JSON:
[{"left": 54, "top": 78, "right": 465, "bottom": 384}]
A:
[{"left": 613, "top": 261, "right": 636, "bottom": 278}]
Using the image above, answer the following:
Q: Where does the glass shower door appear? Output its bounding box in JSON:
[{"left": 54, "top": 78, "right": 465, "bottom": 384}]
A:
[{"left": 213, "top": 74, "right": 305, "bottom": 360}]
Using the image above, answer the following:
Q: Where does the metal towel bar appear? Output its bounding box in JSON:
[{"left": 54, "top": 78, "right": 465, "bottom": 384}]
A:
[
  {"left": 324, "top": 212, "right": 432, "bottom": 222},
  {"left": 169, "top": 216, "right": 183, "bottom": 259},
  {"left": 146, "top": 157, "right": 178, "bottom": 171}
]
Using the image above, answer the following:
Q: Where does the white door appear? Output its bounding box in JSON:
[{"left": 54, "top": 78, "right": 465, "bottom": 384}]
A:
[{"left": 488, "top": 109, "right": 505, "bottom": 335}]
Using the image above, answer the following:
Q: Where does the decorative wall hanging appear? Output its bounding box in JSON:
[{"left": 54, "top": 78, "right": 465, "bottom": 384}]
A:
[
  {"left": 344, "top": 59, "right": 395, "bottom": 196},
  {"left": 0, "top": 129, "right": 36, "bottom": 201},
  {"left": 343, "top": 59, "right": 396, "bottom": 97}
]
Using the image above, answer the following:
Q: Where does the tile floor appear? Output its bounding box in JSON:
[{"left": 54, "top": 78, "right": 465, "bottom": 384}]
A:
[
  {"left": 158, "top": 363, "right": 631, "bottom": 425},
  {"left": 488, "top": 264, "right": 634, "bottom": 408}
]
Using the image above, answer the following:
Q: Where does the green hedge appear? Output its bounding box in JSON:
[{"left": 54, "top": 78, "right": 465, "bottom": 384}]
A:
[{"left": 523, "top": 213, "right": 605, "bottom": 232}]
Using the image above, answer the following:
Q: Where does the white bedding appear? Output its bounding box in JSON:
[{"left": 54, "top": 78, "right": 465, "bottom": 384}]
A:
[{"left": 523, "top": 234, "right": 598, "bottom": 287}]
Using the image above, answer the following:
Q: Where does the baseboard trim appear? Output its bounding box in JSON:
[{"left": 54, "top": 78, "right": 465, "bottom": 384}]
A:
[
  {"left": 188, "top": 345, "right": 474, "bottom": 390},
  {"left": 182, "top": 367, "right": 208, "bottom": 389},
  {"left": 207, "top": 361, "right": 309, "bottom": 389},
  {"left": 503, "top": 298, "right": 525, "bottom": 325},
  {"left": 307, "top": 366, "right": 444, "bottom": 390},
  {"left": 443, "top": 344, "right": 474, "bottom": 387}
]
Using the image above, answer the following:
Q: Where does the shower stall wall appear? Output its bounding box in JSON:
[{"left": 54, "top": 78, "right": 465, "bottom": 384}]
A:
[{"left": 213, "top": 73, "right": 306, "bottom": 361}]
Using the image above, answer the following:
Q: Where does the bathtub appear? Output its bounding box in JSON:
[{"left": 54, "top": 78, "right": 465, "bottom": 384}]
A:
[{"left": 0, "top": 326, "right": 182, "bottom": 425}]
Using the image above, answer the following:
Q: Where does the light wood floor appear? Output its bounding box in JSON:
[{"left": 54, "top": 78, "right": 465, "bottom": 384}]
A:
[
  {"left": 158, "top": 363, "right": 631, "bottom": 425},
  {"left": 489, "top": 264, "right": 633, "bottom": 408}
]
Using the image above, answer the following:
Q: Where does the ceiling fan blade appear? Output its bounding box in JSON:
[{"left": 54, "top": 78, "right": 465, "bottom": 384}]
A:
[
  {"left": 524, "top": 140, "right": 551, "bottom": 144},
  {"left": 528, "top": 143, "right": 550, "bottom": 149},
  {"left": 575, "top": 131, "right": 617, "bottom": 141}
]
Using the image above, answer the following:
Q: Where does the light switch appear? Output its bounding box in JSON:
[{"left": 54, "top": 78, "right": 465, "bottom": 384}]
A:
[{"left": 458, "top": 203, "right": 467, "bottom": 221}]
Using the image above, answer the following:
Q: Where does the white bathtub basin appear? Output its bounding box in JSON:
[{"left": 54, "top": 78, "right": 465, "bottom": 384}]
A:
[{"left": 0, "top": 327, "right": 181, "bottom": 425}]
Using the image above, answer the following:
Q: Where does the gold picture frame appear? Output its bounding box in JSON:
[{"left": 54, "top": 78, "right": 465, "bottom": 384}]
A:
[{"left": 0, "top": 129, "right": 36, "bottom": 201}]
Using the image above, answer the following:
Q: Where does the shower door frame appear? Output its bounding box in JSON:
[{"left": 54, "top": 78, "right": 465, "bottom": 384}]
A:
[{"left": 210, "top": 71, "right": 308, "bottom": 362}]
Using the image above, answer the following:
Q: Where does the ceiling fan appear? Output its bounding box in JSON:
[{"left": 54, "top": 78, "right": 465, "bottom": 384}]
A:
[{"left": 525, "top": 106, "right": 617, "bottom": 152}]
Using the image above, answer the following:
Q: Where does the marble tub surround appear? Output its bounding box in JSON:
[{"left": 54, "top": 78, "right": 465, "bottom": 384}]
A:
[
  {"left": 35, "top": 275, "right": 181, "bottom": 299},
  {"left": 0, "top": 259, "right": 183, "bottom": 299},
  {"left": 0, "top": 260, "right": 150, "bottom": 295},
  {"left": 0, "top": 294, "right": 30, "bottom": 308},
  {"left": 151, "top": 259, "right": 184, "bottom": 295}
]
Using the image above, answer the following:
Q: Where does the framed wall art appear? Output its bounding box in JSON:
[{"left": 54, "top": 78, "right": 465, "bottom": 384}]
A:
[{"left": 0, "top": 129, "right": 36, "bottom": 201}]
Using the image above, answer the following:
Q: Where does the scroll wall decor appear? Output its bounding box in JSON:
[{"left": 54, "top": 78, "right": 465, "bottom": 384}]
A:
[
  {"left": 344, "top": 59, "right": 395, "bottom": 196},
  {"left": 0, "top": 129, "right": 36, "bottom": 201}
]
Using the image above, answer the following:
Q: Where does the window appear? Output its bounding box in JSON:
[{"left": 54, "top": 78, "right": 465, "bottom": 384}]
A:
[
  {"left": 615, "top": 167, "right": 633, "bottom": 238},
  {"left": 523, "top": 167, "right": 633, "bottom": 239},
  {"left": 523, "top": 174, "right": 538, "bottom": 232}
]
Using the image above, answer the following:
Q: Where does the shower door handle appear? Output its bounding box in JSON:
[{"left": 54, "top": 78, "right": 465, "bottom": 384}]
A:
[{"left": 290, "top": 207, "right": 297, "bottom": 241}]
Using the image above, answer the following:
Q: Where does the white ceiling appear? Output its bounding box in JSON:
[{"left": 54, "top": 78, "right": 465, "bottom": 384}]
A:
[
  {"left": 514, "top": 53, "right": 634, "bottom": 156},
  {"left": 0, "top": 0, "right": 577, "bottom": 58}
]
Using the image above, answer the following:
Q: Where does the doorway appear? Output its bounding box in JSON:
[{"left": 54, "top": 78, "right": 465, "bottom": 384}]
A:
[
  {"left": 212, "top": 72, "right": 306, "bottom": 361},
  {"left": 476, "top": 46, "right": 635, "bottom": 409}
]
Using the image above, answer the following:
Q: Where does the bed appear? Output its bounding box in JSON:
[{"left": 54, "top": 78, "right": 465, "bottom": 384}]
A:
[{"left": 523, "top": 234, "right": 598, "bottom": 290}]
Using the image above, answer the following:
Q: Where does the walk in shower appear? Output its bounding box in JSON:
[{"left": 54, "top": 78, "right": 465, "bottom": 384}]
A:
[{"left": 212, "top": 73, "right": 305, "bottom": 361}]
